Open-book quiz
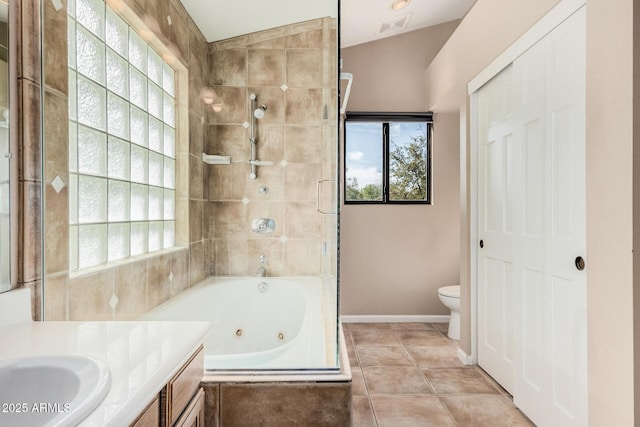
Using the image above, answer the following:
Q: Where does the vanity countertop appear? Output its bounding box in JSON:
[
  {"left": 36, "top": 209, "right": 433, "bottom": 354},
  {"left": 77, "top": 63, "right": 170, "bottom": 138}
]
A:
[{"left": 0, "top": 319, "right": 212, "bottom": 427}]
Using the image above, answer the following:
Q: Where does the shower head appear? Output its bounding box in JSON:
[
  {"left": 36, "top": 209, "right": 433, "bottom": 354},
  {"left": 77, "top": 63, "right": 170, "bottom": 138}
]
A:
[{"left": 254, "top": 105, "right": 267, "bottom": 119}]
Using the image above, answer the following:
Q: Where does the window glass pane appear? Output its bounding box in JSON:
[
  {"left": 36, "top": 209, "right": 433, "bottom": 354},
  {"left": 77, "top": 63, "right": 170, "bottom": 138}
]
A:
[
  {"left": 148, "top": 117, "right": 163, "bottom": 153},
  {"left": 106, "top": 48, "right": 129, "bottom": 99},
  {"left": 69, "top": 122, "right": 78, "bottom": 173},
  {"left": 148, "top": 81, "right": 163, "bottom": 120},
  {"left": 128, "top": 29, "right": 147, "bottom": 72},
  {"left": 163, "top": 189, "right": 174, "bottom": 220},
  {"left": 77, "top": 125, "right": 107, "bottom": 176},
  {"left": 130, "top": 222, "right": 148, "bottom": 256},
  {"left": 163, "top": 125, "right": 175, "bottom": 158},
  {"left": 69, "top": 71, "right": 77, "bottom": 121},
  {"left": 130, "top": 106, "right": 148, "bottom": 147},
  {"left": 108, "top": 223, "right": 130, "bottom": 261},
  {"left": 389, "top": 122, "right": 428, "bottom": 202},
  {"left": 163, "top": 62, "right": 174, "bottom": 96},
  {"left": 130, "top": 144, "right": 148, "bottom": 184},
  {"left": 105, "top": 8, "right": 128, "bottom": 58},
  {"left": 107, "top": 136, "right": 130, "bottom": 180},
  {"left": 107, "top": 92, "right": 130, "bottom": 139},
  {"left": 163, "top": 221, "right": 175, "bottom": 249},
  {"left": 148, "top": 221, "right": 163, "bottom": 251},
  {"left": 69, "top": 173, "right": 78, "bottom": 225},
  {"left": 77, "top": 75, "right": 106, "bottom": 131},
  {"left": 76, "top": 25, "right": 106, "bottom": 84},
  {"left": 78, "top": 175, "right": 107, "bottom": 223},
  {"left": 78, "top": 224, "right": 108, "bottom": 269},
  {"left": 108, "top": 180, "right": 130, "bottom": 222},
  {"left": 345, "top": 122, "right": 383, "bottom": 201},
  {"left": 147, "top": 49, "right": 162, "bottom": 86},
  {"left": 68, "top": 19, "right": 76, "bottom": 69},
  {"left": 148, "top": 151, "right": 164, "bottom": 187},
  {"left": 163, "top": 93, "right": 175, "bottom": 127},
  {"left": 130, "top": 184, "right": 149, "bottom": 221},
  {"left": 76, "top": 0, "right": 104, "bottom": 39},
  {"left": 129, "top": 66, "right": 147, "bottom": 111},
  {"left": 69, "top": 225, "right": 78, "bottom": 270}
]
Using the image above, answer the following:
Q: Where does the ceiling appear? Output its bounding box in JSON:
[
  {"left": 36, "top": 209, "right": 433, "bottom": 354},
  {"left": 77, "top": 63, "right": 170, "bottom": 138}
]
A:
[{"left": 180, "top": 0, "right": 475, "bottom": 47}]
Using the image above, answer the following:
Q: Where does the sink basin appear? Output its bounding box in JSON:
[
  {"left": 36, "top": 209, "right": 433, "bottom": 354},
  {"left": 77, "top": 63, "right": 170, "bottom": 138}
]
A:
[{"left": 0, "top": 355, "right": 111, "bottom": 427}]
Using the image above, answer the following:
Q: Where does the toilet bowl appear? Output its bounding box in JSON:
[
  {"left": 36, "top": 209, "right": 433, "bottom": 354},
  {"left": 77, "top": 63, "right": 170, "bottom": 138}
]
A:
[{"left": 438, "top": 285, "right": 460, "bottom": 340}]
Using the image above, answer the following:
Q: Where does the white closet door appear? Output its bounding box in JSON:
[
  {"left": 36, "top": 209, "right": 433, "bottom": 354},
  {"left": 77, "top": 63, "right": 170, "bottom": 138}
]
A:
[
  {"left": 477, "top": 65, "right": 516, "bottom": 394},
  {"left": 512, "top": 7, "right": 587, "bottom": 426}
]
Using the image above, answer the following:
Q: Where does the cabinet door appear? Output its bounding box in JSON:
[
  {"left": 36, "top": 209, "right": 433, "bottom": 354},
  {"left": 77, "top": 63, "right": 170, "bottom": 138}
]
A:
[{"left": 174, "top": 388, "right": 205, "bottom": 427}]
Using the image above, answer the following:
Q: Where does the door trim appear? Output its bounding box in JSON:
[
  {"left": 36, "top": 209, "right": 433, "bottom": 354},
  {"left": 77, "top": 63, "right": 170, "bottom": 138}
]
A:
[{"left": 468, "top": 0, "right": 586, "bottom": 366}]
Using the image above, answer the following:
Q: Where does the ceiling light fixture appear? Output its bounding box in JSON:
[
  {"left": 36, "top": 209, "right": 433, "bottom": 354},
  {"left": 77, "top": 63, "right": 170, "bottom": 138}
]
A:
[{"left": 391, "top": 0, "right": 411, "bottom": 10}]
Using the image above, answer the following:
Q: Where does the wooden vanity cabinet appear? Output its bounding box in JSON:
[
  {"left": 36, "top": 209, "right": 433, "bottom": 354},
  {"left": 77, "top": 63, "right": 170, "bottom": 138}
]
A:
[{"left": 131, "top": 346, "right": 205, "bottom": 427}]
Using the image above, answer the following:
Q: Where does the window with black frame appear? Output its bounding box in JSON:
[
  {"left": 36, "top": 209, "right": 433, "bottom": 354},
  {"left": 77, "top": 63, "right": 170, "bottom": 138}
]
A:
[{"left": 344, "top": 112, "right": 432, "bottom": 204}]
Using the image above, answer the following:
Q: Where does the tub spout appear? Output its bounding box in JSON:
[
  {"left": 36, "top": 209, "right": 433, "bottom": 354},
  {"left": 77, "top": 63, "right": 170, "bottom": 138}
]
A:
[{"left": 256, "top": 266, "right": 266, "bottom": 277}]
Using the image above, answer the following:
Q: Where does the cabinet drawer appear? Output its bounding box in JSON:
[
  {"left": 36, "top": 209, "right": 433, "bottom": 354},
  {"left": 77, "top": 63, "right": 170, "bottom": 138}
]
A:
[
  {"left": 163, "top": 346, "right": 204, "bottom": 426},
  {"left": 174, "top": 388, "right": 204, "bottom": 427},
  {"left": 130, "top": 395, "right": 160, "bottom": 427}
]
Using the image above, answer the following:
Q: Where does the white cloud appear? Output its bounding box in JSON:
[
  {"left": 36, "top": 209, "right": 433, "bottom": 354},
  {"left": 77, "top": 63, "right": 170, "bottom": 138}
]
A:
[
  {"left": 346, "top": 151, "right": 364, "bottom": 162},
  {"left": 348, "top": 166, "right": 382, "bottom": 188}
]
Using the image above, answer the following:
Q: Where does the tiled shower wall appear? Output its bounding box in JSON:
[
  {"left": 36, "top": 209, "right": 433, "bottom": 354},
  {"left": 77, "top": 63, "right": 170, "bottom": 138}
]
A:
[
  {"left": 33, "top": 0, "right": 210, "bottom": 320},
  {"left": 206, "top": 18, "right": 337, "bottom": 277}
]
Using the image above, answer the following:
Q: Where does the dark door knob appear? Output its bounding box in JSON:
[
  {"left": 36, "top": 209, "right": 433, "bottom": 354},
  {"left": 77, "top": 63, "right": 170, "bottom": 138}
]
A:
[
  {"left": 575, "top": 256, "right": 585, "bottom": 271},
  {"left": 479, "top": 240, "right": 484, "bottom": 248}
]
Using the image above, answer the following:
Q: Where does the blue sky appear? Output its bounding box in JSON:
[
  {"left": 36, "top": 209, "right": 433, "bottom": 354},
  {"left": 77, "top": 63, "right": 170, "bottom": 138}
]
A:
[{"left": 345, "top": 122, "right": 426, "bottom": 188}]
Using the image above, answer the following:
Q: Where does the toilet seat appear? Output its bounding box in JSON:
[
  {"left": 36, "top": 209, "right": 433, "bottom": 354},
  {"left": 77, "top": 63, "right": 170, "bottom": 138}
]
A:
[{"left": 438, "top": 285, "right": 460, "bottom": 298}]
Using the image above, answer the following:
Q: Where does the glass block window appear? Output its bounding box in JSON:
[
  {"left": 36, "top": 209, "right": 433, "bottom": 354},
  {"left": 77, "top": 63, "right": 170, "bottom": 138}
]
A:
[{"left": 68, "top": 0, "right": 176, "bottom": 270}]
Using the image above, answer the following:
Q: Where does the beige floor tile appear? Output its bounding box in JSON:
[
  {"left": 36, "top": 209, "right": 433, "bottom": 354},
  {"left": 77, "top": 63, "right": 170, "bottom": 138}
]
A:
[
  {"left": 347, "top": 344, "right": 359, "bottom": 367},
  {"left": 423, "top": 367, "right": 501, "bottom": 395},
  {"left": 440, "top": 395, "right": 535, "bottom": 426},
  {"left": 357, "top": 345, "right": 414, "bottom": 366},
  {"left": 394, "top": 330, "right": 451, "bottom": 346},
  {"left": 352, "top": 328, "right": 402, "bottom": 346},
  {"left": 406, "top": 345, "right": 464, "bottom": 369},
  {"left": 352, "top": 396, "right": 377, "bottom": 427},
  {"left": 431, "top": 322, "right": 450, "bottom": 332},
  {"left": 352, "top": 367, "right": 368, "bottom": 396},
  {"left": 371, "top": 395, "right": 456, "bottom": 427},
  {"left": 389, "top": 322, "right": 436, "bottom": 331},
  {"left": 363, "top": 366, "right": 433, "bottom": 395}
]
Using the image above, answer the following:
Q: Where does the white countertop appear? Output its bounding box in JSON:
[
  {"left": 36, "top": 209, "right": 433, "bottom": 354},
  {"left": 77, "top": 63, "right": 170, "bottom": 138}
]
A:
[{"left": 0, "top": 320, "right": 212, "bottom": 427}]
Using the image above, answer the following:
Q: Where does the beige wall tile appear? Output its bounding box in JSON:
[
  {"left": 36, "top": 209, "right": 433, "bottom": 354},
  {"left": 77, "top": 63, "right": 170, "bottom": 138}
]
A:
[
  {"left": 287, "top": 50, "right": 323, "bottom": 89},
  {"left": 114, "top": 259, "right": 147, "bottom": 320},
  {"left": 20, "top": 181, "right": 41, "bottom": 282},
  {"left": 189, "top": 199, "right": 203, "bottom": 243},
  {"left": 43, "top": 273, "right": 68, "bottom": 320},
  {"left": 208, "top": 163, "right": 248, "bottom": 200},
  {"left": 284, "top": 163, "right": 321, "bottom": 202},
  {"left": 43, "top": 184, "right": 68, "bottom": 275},
  {"left": 227, "top": 239, "right": 248, "bottom": 276},
  {"left": 147, "top": 253, "right": 171, "bottom": 310},
  {"left": 285, "top": 88, "right": 323, "bottom": 125},
  {"left": 246, "top": 87, "right": 285, "bottom": 126},
  {"left": 170, "top": 248, "right": 191, "bottom": 296},
  {"left": 211, "top": 86, "right": 246, "bottom": 124},
  {"left": 210, "top": 49, "right": 246, "bottom": 86},
  {"left": 248, "top": 50, "right": 285, "bottom": 87},
  {"left": 284, "top": 238, "right": 321, "bottom": 276},
  {"left": 253, "top": 124, "right": 284, "bottom": 164},
  {"left": 246, "top": 201, "right": 285, "bottom": 238},
  {"left": 246, "top": 239, "right": 283, "bottom": 277},
  {"left": 17, "top": 0, "right": 41, "bottom": 83},
  {"left": 190, "top": 241, "right": 205, "bottom": 285},
  {"left": 189, "top": 110, "right": 204, "bottom": 157},
  {"left": 42, "top": 90, "right": 68, "bottom": 182},
  {"left": 286, "top": 29, "right": 323, "bottom": 49},
  {"left": 43, "top": 0, "right": 67, "bottom": 94},
  {"left": 207, "top": 124, "right": 248, "bottom": 162},
  {"left": 211, "top": 202, "right": 246, "bottom": 239},
  {"left": 244, "top": 165, "right": 285, "bottom": 201},
  {"left": 23, "top": 280, "right": 42, "bottom": 321},
  {"left": 68, "top": 271, "right": 112, "bottom": 320},
  {"left": 213, "top": 239, "right": 230, "bottom": 276},
  {"left": 285, "top": 202, "right": 321, "bottom": 239},
  {"left": 284, "top": 126, "right": 322, "bottom": 163},
  {"left": 18, "top": 79, "right": 42, "bottom": 182},
  {"left": 189, "top": 153, "right": 203, "bottom": 199}
]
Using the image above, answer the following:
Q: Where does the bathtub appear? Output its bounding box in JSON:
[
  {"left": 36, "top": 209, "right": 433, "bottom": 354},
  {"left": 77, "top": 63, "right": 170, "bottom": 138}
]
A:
[{"left": 144, "top": 276, "right": 334, "bottom": 370}]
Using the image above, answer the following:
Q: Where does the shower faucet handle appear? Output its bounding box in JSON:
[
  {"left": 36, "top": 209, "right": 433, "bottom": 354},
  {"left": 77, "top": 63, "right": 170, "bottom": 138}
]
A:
[
  {"left": 259, "top": 254, "right": 268, "bottom": 265},
  {"left": 251, "top": 218, "right": 275, "bottom": 234}
]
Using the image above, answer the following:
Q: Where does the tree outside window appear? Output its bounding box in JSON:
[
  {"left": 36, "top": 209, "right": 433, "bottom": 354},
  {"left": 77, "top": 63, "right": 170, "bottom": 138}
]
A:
[{"left": 344, "top": 113, "right": 432, "bottom": 204}]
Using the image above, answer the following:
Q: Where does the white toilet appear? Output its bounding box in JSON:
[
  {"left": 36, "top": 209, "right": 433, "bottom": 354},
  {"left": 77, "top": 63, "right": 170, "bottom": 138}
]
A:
[{"left": 438, "top": 285, "right": 460, "bottom": 340}]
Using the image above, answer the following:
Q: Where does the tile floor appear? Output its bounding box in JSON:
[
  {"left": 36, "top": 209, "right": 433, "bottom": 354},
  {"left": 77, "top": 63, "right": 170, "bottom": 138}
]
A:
[{"left": 344, "top": 322, "right": 534, "bottom": 427}]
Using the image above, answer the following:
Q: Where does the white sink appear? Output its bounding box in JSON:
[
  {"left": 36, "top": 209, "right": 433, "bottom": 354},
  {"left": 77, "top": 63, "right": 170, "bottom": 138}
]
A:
[{"left": 0, "top": 355, "right": 111, "bottom": 427}]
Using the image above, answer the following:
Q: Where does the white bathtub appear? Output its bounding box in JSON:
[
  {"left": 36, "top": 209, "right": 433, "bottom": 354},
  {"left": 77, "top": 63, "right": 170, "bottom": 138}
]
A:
[{"left": 144, "top": 276, "right": 330, "bottom": 370}]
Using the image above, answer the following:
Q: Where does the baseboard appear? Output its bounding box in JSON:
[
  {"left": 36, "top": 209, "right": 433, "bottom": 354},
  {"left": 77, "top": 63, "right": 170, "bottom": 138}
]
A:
[
  {"left": 457, "top": 348, "right": 476, "bottom": 365},
  {"left": 340, "top": 315, "right": 450, "bottom": 323}
]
